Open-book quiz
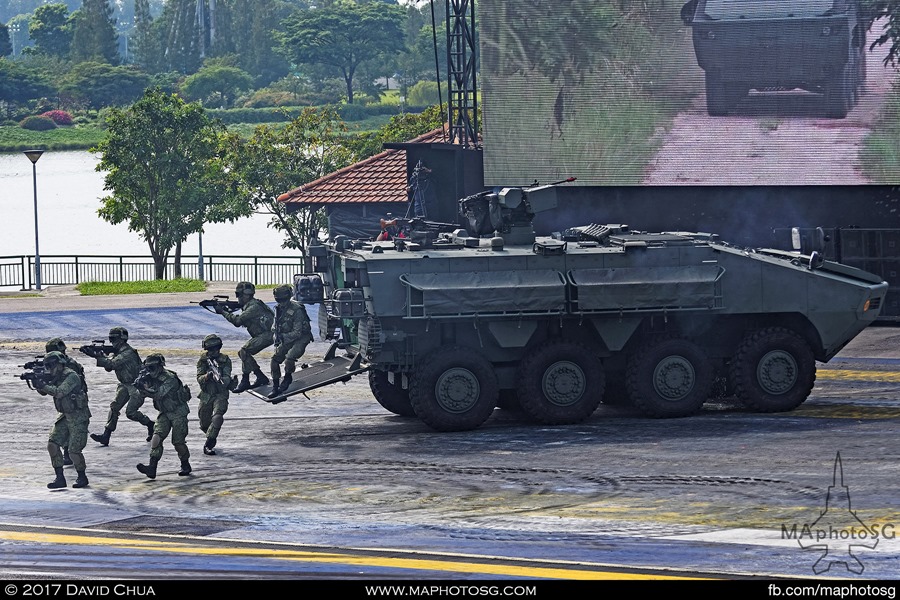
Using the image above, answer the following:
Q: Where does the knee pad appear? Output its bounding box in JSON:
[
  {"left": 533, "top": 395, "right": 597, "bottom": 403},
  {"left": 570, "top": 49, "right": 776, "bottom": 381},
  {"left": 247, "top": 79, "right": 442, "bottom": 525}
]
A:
[{"left": 150, "top": 434, "right": 162, "bottom": 449}]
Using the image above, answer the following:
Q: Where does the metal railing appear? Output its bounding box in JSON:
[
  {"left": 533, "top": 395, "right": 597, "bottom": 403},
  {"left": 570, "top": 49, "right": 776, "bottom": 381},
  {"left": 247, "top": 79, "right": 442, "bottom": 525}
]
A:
[{"left": 0, "top": 255, "right": 306, "bottom": 290}]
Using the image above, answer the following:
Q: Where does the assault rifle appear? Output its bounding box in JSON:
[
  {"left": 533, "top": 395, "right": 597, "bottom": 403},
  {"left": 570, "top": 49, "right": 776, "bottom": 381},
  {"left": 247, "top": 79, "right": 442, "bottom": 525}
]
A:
[
  {"left": 19, "top": 358, "right": 52, "bottom": 390},
  {"left": 192, "top": 295, "right": 242, "bottom": 314},
  {"left": 133, "top": 366, "right": 154, "bottom": 389},
  {"left": 78, "top": 340, "right": 116, "bottom": 358},
  {"left": 207, "top": 358, "right": 223, "bottom": 385}
]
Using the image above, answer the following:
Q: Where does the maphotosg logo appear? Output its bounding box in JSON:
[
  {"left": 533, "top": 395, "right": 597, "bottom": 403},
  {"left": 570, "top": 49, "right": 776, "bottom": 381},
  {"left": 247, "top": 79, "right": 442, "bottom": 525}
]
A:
[{"left": 781, "top": 452, "right": 896, "bottom": 575}]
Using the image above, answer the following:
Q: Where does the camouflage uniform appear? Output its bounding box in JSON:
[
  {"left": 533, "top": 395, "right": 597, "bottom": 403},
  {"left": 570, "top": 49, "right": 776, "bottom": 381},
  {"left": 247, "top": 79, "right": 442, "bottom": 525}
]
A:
[
  {"left": 45, "top": 338, "right": 87, "bottom": 466},
  {"left": 136, "top": 354, "right": 192, "bottom": 479},
  {"left": 90, "top": 327, "right": 154, "bottom": 446},
  {"left": 220, "top": 282, "right": 274, "bottom": 392},
  {"left": 269, "top": 285, "right": 313, "bottom": 398},
  {"left": 38, "top": 352, "right": 91, "bottom": 489},
  {"left": 196, "top": 334, "right": 232, "bottom": 455}
]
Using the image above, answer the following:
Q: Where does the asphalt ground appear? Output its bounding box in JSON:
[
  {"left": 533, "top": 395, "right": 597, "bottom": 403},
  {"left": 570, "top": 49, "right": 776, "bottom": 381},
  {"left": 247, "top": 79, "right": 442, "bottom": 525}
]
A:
[{"left": 0, "top": 285, "right": 898, "bottom": 579}]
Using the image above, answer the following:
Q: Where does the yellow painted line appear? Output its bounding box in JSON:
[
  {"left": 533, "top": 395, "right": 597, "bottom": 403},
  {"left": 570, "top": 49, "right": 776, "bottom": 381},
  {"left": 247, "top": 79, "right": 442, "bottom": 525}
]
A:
[
  {"left": 818, "top": 369, "right": 900, "bottom": 382},
  {"left": 0, "top": 530, "right": 700, "bottom": 580}
]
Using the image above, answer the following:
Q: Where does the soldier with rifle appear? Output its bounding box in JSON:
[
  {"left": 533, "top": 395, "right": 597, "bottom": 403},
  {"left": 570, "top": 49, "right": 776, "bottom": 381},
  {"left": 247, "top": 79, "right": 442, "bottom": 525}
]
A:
[
  {"left": 135, "top": 354, "right": 193, "bottom": 479},
  {"left": 82, "top": 327, "right": 154, "bottom": 447},
  {"left": 30, "top": 351, "right": 91, "bottom": 489},
  {"left": 268, "top": 284, "right": 313, "bottom": 398},
  {"left": 196, "top": 334, "right": 232, "bottom": 455},
  {"left": 214, "top": 282, "right": 274, "bottom": 393},
  {"left": 45, "top": 338, "right": 87, "bottom": 467}
]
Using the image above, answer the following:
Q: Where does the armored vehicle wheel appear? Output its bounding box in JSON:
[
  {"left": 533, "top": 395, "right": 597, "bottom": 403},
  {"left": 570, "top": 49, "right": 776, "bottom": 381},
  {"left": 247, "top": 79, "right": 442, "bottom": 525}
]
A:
[
  {"left": 515, "top": 341, "right": 604, "bottom": 424},
  {"left": 626, "top": 337, "right": 713, "bottom": 418},
  {"left": 705, "top": 74, "right": 745, "bottom": 116},
  {"left": 368, "top": 370, "right": 415, "bottom": 417},
  {"left": 825, "top": 66, "right": 851, "bottom": 118},
  {"left": 730, "top": 327, "right": 816, "bottom": 413},
  {"left": 409, "top": 346, "right": 499, "bottom": 432}
]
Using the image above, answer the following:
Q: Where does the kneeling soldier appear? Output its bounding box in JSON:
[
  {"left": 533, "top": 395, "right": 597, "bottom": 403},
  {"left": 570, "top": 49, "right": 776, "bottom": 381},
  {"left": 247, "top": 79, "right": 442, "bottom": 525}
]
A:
[
  {"left": 36, "top": 351, "right": 91, "bottom": 489},
  {"left": 269, "top": 284, "right": 313, "bottom": 398},
  {"left": 135, "top": 354, "right": 192, "bottom": 479},
  {"left": 196, "top": 334, "right": 232, "bottom": 455}
]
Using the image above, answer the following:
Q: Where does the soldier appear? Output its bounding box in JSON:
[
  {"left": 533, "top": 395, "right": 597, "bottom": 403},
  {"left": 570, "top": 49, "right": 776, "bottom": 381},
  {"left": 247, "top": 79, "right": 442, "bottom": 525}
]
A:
[
  {"left": 196, "top": 334, "right": 232, "bottom": 455},
  {"left": 216, "top": 281, "right": 274, "bottom": 393},
  {"left": 135, "top": 354, "right": 192, "bottom": 479},
  {"left": 268, "top": 284, "right": 313, "bottom": 398},
  {"left": 45, "top": 338, "right": 87, "bottom": 467},
  {"left": 89, "top": 327, "right": 154, "bottom": 446},
  {"left": 35, "top": 351, "right": 91, "bottom": 489}
]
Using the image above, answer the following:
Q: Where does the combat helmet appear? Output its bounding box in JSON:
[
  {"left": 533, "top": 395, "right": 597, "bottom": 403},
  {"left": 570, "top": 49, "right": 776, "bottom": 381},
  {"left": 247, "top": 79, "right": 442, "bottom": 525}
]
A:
[
  {"left": 202, "top": 334, "right": 223, "bottom": 351},
  {"left": 45, "top": 338, "right": 66, "bottom": 353},
  {"left": 144, "top": 353, "right": 166, "bottom": 369},
  {"left": 235, "top": 281, "right": 256, "bottom": 297},
  {"left": 108, "top": 326, "right": 129, "bottom": 342},
  {"left": 273, "top": 284, "right": 293, "bottom": 302},
  {"left": 44, "top": 351, "right": 64, "bottom": 369}
]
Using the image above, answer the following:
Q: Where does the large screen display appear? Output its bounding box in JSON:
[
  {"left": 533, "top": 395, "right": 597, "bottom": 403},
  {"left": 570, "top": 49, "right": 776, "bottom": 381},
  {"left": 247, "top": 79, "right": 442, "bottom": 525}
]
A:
[{"left": 479, "top": 0, "right": 897, "bottom": 186}]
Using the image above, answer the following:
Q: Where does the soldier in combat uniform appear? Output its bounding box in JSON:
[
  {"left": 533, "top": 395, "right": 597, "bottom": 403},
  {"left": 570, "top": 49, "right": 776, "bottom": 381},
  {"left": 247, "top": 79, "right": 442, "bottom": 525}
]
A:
[
  {"left": 36, "top": 351, "right": 91, "bottom": 489},
  {"left": 135, "top": 354, "right": 192, "bottom": 479},
  {"left": 268, "top": 284, "right": 313, "bottom": 398},
  {"left": 216, "top": 282, "right": 274, "bottom": 393},
  {"left": 45, "top": 338, "right": 87, "bottom": 467},
  {"left": 196, "top": 334, "right": 232, "bottom": 455},
  {"left": 89, "top": 327, "right": 154, "bottom": 446}
]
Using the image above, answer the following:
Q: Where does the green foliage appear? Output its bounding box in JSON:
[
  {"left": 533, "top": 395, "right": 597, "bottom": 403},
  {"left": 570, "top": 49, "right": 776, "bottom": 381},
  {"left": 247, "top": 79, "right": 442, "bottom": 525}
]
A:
[
  {"left": 59, "top": 62, "right": 152, "bottom": 109},
  {"left": 0, "top": 122, "right": 105, "bottom": 152},
  {"left": 180, "top": 65, "right": 254, "bottom": 108},
  {"left": 77, "top": 278, "right": 207, "bottom": 295},
  {"left": 406, "top": 81, "right": 440, "bottom": 107},
  {"left": 278, "top": 1, "right": 406, "bottom": 104},
  {"left": 93, "top": 88, "right": 251, "bottom": 279},
  {"left": 0, "top": 22, "right": 12, "bottom": 58},
  {"left": 220, "top": 106, "right": 355, "bottom": 258},
  {"left": 0, "top": 58, "right": 54, "bottom": 109},
  {"left": 27, "top": 3, "right": 73, "bottom": 58},
  {"left": 861, "top": 78, "right": 900, "bottom": 182},
  {"left": 19, "top": 115, "right": 57, "bottom": 131},
  {"left": 346, "top": 104, "right": 444, "bottom": 159},
  {"left": 70, "top": 0, "right": 120, "bottom": 65}
]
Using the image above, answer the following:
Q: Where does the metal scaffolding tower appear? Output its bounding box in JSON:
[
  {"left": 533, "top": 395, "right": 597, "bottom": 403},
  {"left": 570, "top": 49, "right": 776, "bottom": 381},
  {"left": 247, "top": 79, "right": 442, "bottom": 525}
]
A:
[{"left": 445, "top": 0, "right": 479, "bottom": 149}]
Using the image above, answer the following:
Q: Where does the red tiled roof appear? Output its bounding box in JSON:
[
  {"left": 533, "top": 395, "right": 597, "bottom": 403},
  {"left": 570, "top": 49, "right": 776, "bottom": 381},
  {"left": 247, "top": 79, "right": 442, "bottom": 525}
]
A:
[{"left": 277, "top": 127, "right": 449, "bottom": 206}]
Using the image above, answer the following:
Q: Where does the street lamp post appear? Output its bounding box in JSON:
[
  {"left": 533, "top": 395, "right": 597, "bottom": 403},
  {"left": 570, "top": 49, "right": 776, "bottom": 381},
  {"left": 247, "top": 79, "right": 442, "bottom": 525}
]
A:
[
  {"left": 198, "top": 231, "right": 205, "bottom": 281},
  {"left": 24, "top": 150, "right": 44, "bottom": 291}
]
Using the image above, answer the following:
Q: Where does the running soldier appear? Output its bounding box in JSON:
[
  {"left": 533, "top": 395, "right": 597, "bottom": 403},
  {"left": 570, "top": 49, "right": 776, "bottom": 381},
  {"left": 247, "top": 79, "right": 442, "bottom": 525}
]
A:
[
  {"left": 216, "top": 282, "right": 274, "bottom": 393},
  {"left": 135, "top": 354, "right": 192, "bottom": 479},
  {"left": 196, "top": 334, "right": 232, "bottom": 455},
  {"left": 89, "top": 327, "right": 154, "bottom": 446},
  {"left": 36, "top": 351, "right": 91, "bottom": 489},
  {"left": 45, "top": 338, "right": 87, "bottom": 467},
  {"left": 268, "top": 285, "right": 313, "bottom": 398}
]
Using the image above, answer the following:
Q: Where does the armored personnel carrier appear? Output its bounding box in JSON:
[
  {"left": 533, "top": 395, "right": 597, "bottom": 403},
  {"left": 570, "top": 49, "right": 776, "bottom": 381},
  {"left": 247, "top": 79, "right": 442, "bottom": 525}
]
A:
[
  {"left": 681, "top": 0, "right": 868, "bottom": 117},
  {"left": 259, "top": 181, "right": 887, "bottom": 432}
]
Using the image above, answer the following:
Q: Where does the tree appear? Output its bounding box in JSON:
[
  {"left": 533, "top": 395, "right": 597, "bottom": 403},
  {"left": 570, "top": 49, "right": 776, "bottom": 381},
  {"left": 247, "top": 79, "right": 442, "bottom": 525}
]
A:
[
  {"left": 221, "top": 107, "right": 355, "bottom": 262},
  {"left": 865, "top": 1, "right": 900, "bottom": 65},
  {"left": 0, "top": 23, "right": 12, "bottom": 58},
  {"left": 132, "top": 0, "right": 162, "bottom": 71},
  {"left": 94, "top": 89, "right": 250, "bottom": 279},
  {"left": 59, "top": 61, "right": 151, "bottom": 108},
  {"left": 278, "top": 1, "right": 406, "bottom": 103},
  {"left": 0, "top": 58, "right": 54, "bottom": 117},
  {"left": 180, "top": 64, "right": 254, "bottom": 107},
  {"left": 70, "top": 0, "right": 120, "bottom": 64},
  {"left": 27, "top": 3, "right": 74, "bottom": 58}
]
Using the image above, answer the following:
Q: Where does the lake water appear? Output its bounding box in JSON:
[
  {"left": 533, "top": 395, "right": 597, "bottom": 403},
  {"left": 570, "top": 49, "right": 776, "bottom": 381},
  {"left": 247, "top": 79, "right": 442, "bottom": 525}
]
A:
[{"left": 0, "top": 150, "right": 297, "bottom": 258}]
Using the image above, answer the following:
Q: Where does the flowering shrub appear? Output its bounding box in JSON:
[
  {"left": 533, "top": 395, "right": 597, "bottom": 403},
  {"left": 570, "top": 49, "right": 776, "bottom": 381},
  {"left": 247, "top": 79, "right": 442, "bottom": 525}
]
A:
[
  {"left": 41, "top": 110, "right": 74, "bottom": 126},
  {"left": 19, "top": 115, "right": 58, "bottom": 131}
]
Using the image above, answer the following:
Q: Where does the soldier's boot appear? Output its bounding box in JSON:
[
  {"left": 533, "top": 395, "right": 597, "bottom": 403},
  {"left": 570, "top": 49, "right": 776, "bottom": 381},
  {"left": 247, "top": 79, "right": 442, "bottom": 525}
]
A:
[
  {"left": 250, "top": 368, "right": 269, "bottom": 389},
  {"left": 62, "top": 447, "right": 73, "bottom": 466},
  {"left": 267, "top": 378, "right": 281, "bottom": 399},
  {"left": 47, "top": 467, "right": 66, "bottom": 489},
  {"left": 72, "top": 470, "right": 89, "bottom": 489},
  {"left": 232, "top": 374, "right": 252, "bottom": 394},
  {"left": 228, "top": 377, "right": 238, "bottom": 392},
  {"left": 277, "top": 374, "right": 293, "bottom": 395},
  {"left": 136, "top": 457, "right": 158, "bottom": 479},
  {"left": 90, "top": 428, "right": 111, "bottom": 447},
  {"left": 178, "top": 460, "right": 193, "bottom": 476},
  {"left": 203, "top": 438, "right": 217, "bottom": 456},
  {"left": 146, "top": 422, "right": 155, "bottom": 442}
]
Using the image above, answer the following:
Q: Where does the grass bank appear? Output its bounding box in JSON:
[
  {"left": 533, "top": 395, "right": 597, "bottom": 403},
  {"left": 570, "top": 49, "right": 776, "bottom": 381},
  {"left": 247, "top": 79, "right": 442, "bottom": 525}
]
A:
[
  {"left": 860, "top": 79, "right": 900, "bottom": 183},
  {"left": 77, "top": 278, "right": 207, "bottom": 295},
  {"left": 0, "top": 124, "right": 106, "bottom": 152}
]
